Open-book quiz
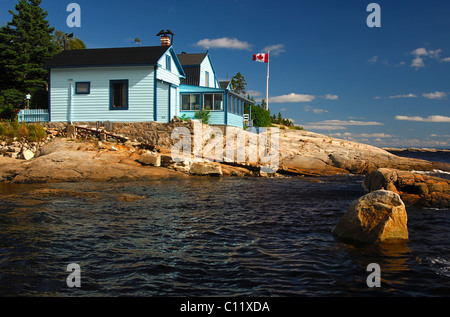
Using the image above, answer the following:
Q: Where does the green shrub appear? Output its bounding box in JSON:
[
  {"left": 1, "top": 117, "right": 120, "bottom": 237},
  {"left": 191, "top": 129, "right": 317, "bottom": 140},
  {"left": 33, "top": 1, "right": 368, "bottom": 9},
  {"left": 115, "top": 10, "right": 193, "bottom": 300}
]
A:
[
  {"left": 246, "top": 104, "right": 272, "bottom": 127},
  {"left": 194, "top": 109, "right": 211, "bottom": 125},
  {"left": 0, "top": 121, "right": 47, "bottom": 142},
  {"left": 289, "top": 125, "right": 304, "bottom": 130},
  {"left": 179, "top": 114, "right": 190, "bottom": 121}
]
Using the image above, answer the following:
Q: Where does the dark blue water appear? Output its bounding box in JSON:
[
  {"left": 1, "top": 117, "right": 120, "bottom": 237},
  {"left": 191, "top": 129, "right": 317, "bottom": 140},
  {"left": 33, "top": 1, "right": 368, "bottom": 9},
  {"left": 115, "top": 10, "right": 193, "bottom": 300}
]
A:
[
  {"left": 0, "top": 173, "right": 449, "bottom": 297},
  {"left": 387, "top": 149, "right": 450, "bottom": 164}
]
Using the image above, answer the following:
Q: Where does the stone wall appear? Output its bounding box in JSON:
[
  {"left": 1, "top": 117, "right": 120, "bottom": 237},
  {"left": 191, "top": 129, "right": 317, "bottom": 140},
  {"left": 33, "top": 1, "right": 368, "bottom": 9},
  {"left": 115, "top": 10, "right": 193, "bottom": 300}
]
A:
[{"left": 43, "top": 120, "right": 199, "bottom": 149}]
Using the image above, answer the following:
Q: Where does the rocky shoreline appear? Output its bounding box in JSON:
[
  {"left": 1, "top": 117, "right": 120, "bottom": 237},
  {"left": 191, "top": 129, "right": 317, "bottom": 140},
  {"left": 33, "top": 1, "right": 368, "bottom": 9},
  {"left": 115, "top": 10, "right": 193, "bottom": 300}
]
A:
[{"left": 1, "top": 121, "right": 449, "bottom": 209}]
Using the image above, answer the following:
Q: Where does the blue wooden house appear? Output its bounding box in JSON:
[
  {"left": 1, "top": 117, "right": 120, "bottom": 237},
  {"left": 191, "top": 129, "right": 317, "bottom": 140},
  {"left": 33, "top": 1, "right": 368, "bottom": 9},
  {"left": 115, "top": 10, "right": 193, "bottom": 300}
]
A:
[
  {"left": 177, "top": 52, "right": 250, "bottom": 129},
  {"left": 42, "top": 42, "right": 249, "bottom": 128},
  {"left": 43, "top": 45, "right": 185, "bottom": 123}
]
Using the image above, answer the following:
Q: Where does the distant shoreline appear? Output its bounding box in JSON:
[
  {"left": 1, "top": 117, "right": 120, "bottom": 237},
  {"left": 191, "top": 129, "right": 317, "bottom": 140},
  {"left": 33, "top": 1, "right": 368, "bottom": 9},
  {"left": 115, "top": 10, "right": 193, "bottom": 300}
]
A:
[{"left": 383, "top": 147, "right": 450, "bottom": 153}]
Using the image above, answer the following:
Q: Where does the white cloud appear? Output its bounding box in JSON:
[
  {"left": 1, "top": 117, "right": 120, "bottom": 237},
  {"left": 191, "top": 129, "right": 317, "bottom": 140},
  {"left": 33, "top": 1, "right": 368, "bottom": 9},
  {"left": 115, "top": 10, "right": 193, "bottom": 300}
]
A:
[
  {"left": 423, "top": 91, "right": 447, "bottom": 99},
  {"left": 395, "top": 115, "right": 450, "bottom": 122},
  {"left": 195, "top": 37, "right": 252, "bottom": 50},
  {"left": 368, "top": 56, "right": 378, "bottom": 64},
  {"left": 430, "top": 134, "right": 450, "bottom": 138},
  {"left": 442, "top": 57, "right": 450, "bottom": 63},
  {"left": 389, "top": 93, "right": 418, "bottom": 99},
  {"left": 269, "top": 93, "right": 315, "bottom": 103},
  {"left": 412, "top": 48, "right": 441, "bottom": 58},
  {"left": 302, "top": 125, "right": 347, "bottom": 131},
  {"left": 411, "top": 47, "right": 442, "bottom": 70},
  {"left": 360, "top": 133, "right": 392, "bottom": 138},
  {"left": 304, "top": 105, "right": 328, "bottom": 114},
  {"left": 412, "top": 48, "right": 428, "bottom": 56},
  {"left": 246, "top": 90, "right": 262, "bottom": 97},
  {"left": 332, "top": 132, "right": 392, "bottom": 139},
  {"left": 308, "top": 120, "right": 384, "bottom": 126},
  {"left": 411, "top": 56, "right": 425, "bottom": 70},
  {"left": 261, "top": 44, "right": 285, "bottom": 56},
  {"left": 323, "top": 94, "right": 339, "bottom": 100}
]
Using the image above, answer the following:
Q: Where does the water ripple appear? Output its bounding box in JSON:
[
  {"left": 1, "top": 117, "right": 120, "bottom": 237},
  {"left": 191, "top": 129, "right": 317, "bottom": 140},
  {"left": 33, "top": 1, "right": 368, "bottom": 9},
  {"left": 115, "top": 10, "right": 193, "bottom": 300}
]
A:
[{"left": 0, "top": 177, "right": 449, "bottom": 296}]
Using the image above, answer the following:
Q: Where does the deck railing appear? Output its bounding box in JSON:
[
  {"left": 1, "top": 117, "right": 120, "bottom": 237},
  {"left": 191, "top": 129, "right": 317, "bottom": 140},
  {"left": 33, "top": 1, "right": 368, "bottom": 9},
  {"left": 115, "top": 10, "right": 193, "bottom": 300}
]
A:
[{"left": 18, "top": 109, "right": 49, "bottom": 123}]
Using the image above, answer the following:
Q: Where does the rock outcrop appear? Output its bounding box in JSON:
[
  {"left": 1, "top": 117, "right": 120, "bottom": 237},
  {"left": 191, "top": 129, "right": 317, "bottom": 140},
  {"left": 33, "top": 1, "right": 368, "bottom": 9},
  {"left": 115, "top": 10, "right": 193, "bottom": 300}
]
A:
[
  {"left": 332, "top": 190, "right": 409, "bottom": 244},
  {"left": 363, "top": 168, "right": 450, "bottom": 209},
  {"left": 0, "top": 138, "right": 186, "bottom": 183},
  {"left": 1, "top": 122, "right": 450, "bottom": 185},
  {"left": 277, "top": 129, "right": 450, "bottom": 176}
]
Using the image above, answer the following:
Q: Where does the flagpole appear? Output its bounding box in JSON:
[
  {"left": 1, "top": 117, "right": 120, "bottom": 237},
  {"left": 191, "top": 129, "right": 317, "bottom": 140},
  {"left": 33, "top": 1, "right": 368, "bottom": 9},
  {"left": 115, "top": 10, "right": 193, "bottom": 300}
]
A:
[{"left": 266, "top": 50, "right": 270, "bottom": 111}]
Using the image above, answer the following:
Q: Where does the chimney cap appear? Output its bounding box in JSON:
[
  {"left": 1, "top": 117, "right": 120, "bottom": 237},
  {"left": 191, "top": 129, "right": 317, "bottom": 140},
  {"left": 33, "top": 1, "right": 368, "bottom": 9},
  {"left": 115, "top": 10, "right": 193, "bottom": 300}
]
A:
[{"left": 156, "top": 29, "right": 174, "bottom": 37}]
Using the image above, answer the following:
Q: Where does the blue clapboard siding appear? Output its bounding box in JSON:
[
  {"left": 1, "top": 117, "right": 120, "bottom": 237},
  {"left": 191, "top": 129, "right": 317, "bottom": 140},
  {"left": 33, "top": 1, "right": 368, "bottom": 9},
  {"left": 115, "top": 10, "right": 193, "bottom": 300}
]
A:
[
  {"left": 227, "top": 113, "right": 244, "bottom": 129},
  {"left": 50, "top": 66, "right": 155, "bottom": 122},
  {"left": 18, "top": 109, "right": 49, "bottom": 123},
  {"left": 156, "top": 81, "right": 170, "bottom": 123},
  {"left": 156, "top": 49, "right": 183, "bottom": 122},
  {"left": 199, "top": 56, "right": 220, "bottom": 88}
]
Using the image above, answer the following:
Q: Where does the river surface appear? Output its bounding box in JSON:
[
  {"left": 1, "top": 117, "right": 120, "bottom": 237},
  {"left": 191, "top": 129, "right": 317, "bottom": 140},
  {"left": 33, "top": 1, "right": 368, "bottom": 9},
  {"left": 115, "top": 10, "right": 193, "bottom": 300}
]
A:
[{"left": 0, "top": 151, "right": 449, "bottom": 297}]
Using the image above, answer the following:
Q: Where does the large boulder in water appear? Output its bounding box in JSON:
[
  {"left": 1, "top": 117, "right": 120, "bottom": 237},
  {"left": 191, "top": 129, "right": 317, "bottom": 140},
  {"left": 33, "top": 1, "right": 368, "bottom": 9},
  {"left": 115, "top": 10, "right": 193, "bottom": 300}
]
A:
[{"left": 332, "top": 190, "right": 409, "bottom": 244}]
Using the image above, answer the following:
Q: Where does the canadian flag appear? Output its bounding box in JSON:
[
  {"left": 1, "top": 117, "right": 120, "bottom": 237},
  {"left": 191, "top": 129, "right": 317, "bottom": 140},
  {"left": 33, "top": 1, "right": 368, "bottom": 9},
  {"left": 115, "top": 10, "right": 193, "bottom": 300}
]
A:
[{"left": 253, "top": 53, "right": 269, "bottom": 63}]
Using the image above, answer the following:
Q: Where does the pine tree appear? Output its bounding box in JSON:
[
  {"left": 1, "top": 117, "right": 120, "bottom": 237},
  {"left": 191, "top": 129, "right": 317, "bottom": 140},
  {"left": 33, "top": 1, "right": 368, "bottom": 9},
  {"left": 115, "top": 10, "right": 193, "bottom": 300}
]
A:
[
  {"left": 0, "top": 0, "right": 58, "bottom": 108},
  {"left": 231, "top": 72, "right": 247, "bottom": 95},
  {"left": 53, "top": 30, "right": 86, "bottom": 52},
  {"left": 277, "top": 112, "right": 282, "bottom": 124}
]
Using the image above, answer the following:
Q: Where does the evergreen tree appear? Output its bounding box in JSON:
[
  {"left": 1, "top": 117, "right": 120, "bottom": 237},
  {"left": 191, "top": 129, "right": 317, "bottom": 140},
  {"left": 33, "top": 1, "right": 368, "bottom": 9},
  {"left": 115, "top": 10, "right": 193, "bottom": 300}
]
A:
[
  {"left": 231, "top": 72, "right": 247, "bottom": 95},
  {"left": 53, "top": 30, "right": 86, "bottom": 52},
  {"left": 0, "top": 0, "right": 58, "bottom": 108}
]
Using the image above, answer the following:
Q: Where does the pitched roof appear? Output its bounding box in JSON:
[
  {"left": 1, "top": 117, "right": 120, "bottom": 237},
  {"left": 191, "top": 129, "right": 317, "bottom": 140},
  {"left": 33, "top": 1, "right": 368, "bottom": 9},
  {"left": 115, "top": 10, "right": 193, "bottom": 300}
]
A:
[
  {"left": 177, "top": 53, "right": 208, "bottom": 66},
  {"left": 219, "top": 81, "right": 231, "bottom": 89},
  {"left": 43, "top": 46, "right": 171, "bottom": 68},
  {"left": 181, "top": 67, "right": 200, "bottom": 86}
]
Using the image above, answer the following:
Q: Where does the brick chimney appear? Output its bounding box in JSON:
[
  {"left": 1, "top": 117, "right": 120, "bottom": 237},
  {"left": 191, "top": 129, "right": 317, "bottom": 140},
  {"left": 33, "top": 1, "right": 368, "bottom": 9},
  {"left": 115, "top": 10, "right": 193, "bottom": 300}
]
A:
[
  {"left": 157, "top": 30, "right": 174, "bottom": 46},
  {"left": 160, "top": 35, "right": 171, "bottom": 46}
]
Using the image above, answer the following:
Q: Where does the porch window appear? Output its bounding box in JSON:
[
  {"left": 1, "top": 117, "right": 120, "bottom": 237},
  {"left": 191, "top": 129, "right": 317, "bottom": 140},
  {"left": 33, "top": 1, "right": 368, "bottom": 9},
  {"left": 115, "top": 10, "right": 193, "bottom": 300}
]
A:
[
  {"left": 204, "top": 93, "right": 223, "bottom": 111},
  {"left": 110, "top": 80, "right": 129, "bottom": 110},
  {"left": 75, "top": 82, "right": 90, "bottom": 94},
  {"left": 181, "top": 94, "right": 201, "bottom": 111}
]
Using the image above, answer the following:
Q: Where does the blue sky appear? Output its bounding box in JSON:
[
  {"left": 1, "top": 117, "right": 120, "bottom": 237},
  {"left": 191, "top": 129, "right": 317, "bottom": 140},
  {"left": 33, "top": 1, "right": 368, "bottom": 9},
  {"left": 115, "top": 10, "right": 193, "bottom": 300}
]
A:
[{"left": 1, "top": 0, "right": 449, "bottom": 148}]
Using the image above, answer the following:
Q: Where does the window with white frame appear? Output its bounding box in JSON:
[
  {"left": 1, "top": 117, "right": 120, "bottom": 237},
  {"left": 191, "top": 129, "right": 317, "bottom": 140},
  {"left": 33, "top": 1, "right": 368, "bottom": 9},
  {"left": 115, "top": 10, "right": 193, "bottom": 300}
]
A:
[
  {"left": 203, "top": 93, "right": 223, "bottom": 111},
  {"left": 181, "top": 94, "right": 201, "bottom": 111}
]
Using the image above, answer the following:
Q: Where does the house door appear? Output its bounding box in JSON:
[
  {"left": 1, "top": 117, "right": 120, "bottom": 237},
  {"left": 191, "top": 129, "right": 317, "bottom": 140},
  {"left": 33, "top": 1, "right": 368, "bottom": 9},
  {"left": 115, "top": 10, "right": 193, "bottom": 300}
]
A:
[
  {"left": 156, "top": 82, "right": 170, "bottom": 123},
  {"left": 170, "top": 86, "right": 178, "bottom": 119}
]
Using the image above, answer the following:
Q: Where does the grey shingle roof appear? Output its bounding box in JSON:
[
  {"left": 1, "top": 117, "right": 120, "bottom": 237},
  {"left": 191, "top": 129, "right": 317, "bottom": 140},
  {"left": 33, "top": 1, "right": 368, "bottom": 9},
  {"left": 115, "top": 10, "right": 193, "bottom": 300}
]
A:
[
  {"left": 176, "top": 53, "right": 207, "bottom": 66},
  {"left": 43, "top": 46, "right": 170, "bottom": 68}
]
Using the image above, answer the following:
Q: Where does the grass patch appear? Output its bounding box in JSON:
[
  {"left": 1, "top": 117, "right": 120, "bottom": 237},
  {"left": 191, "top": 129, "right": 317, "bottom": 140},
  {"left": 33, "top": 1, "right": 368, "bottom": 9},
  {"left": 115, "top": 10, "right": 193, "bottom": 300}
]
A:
[
  {"left": 0, "top": 121, "right": 47, "bottom": 142},
  {"left": 289, "top": 125, "right": 304, "bottom": 130}
]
